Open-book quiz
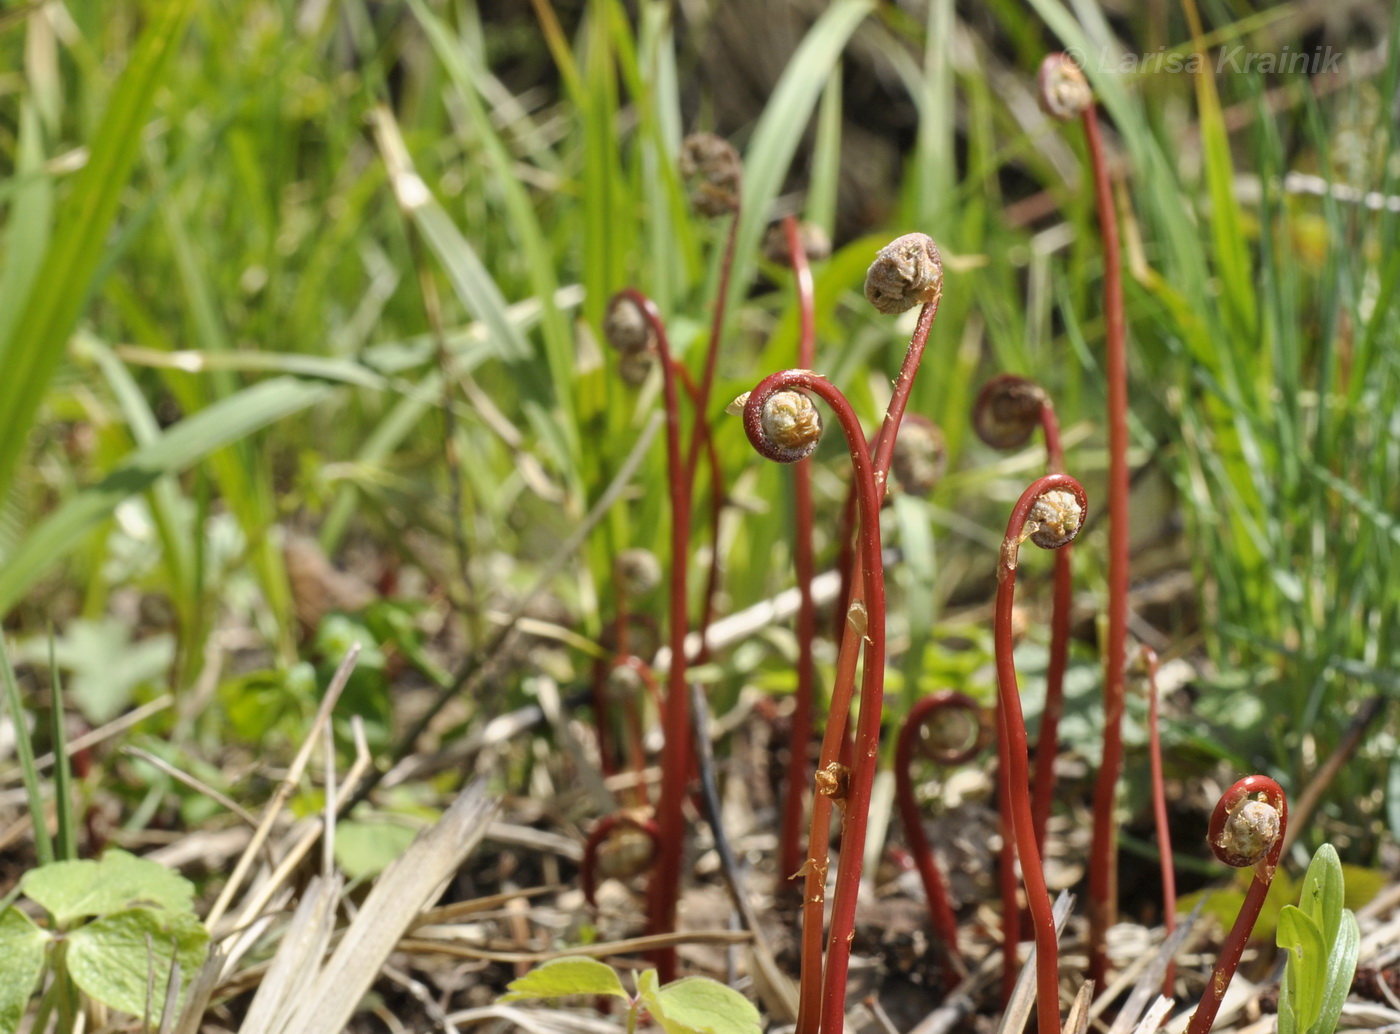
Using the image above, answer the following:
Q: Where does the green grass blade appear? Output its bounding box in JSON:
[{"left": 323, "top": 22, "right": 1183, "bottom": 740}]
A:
[
  {"left": 47, "top": 634, "right": 75, "bottom": 863},
  {"left": 0, "top": 378, "right": 334, "bottom": 616},
  {"left": 0, "top": 635, "right": 51, "bottom": 866},
  {"left": 0, "top": 0, "right": 198, "bottom": 499},
  {"left": 723, "top": 0, "right": 874, "bottom": 327}
]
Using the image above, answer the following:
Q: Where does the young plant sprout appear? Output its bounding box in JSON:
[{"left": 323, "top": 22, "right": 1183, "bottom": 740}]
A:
[
  {"left": 775, "top": 214, "right": 823, "bottom": 885},
  {"left": 894, "top": 690, "right": 984, "bottom": 974},
  {"left": 605, "top": 288, "right": 694, "bottom": 980},
  {"left": 995, "top": 474, "right": 1088, "bottom": 1034},
  {"left": 971, "top": 375, "right": 1069, "bottom": 855},
  {"left": 1185, "top": 776, "right": 1288, "bottom": 1034},
  {"left": 739, "top": 369, "right": 883, "bottom": 1034},
  {"left": 1038, "top": 51, "right": 1130, "bottom": 984},
  {"left": 737, "top": 233, "right": 944, "bottom": 1034}
]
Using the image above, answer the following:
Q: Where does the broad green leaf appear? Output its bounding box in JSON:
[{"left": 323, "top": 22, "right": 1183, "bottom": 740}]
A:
[
  {"left": 65, "top": 907, "right": 208, "bottom": 1020},
  {"left": 333, "top": 819, "right": 421, "bottom": 881},
  {"left": 20, "top": 850, "right": 195, "bottom": 926},
  {"left": 0, "top": 377, "right": 333, "bottom": 617},
  {"left": 0, "top": 907, "right": 48, "bottom": 1034},
  {"left": 1277, "top": 904, "right": 1326, "bottom": 1034},
  {"left": 499, "top": 957, "right": 630, "bottom": 1003},
  {"left": 1298, "top": 844, "right": 1345, "bottom": 949},
  {"left": 647, "top": 975, "right": 762, "bottom": 1034}
]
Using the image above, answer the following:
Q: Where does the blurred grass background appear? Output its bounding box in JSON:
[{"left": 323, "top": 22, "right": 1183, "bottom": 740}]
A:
[{"left": 0, "top": 0, "right": 1396, "bottom": 866}]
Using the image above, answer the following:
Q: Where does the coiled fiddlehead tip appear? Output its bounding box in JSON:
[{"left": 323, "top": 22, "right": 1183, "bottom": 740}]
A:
[
  {"left": 614, "top": 548, "right": 662, "bottom": 596},
  {"left": 1038, "top": 52, "right": 1093, "bottom": 121},
  {"left": 737, "top": 385, "right": 823, "bottom": 463},
  {"left": 972, "top": 374, "right": 1048, "bottom": 451},
  {"left": 603, "top": 292, "right": 654, "bottom": 355},
  {"left": 1208, "top": 776, "right": 1287, "bottom": 871},
  {"left": 1026, "top": 482, "right": 1087, "bottom": 550},
  {"left": 891, "top": 413, "right": 948, "bottom": 497},
  {"left": 679, "top": 132, "right": 742, "bottom": 217},
  {"left": 910, "top": 690, "right": 986, "bottom": 766},
  {"left": 864, "top": 233, "right": 943, "bottom": 315}
]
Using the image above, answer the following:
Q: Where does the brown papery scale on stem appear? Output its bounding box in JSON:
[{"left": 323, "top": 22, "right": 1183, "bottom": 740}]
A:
[
  {"left": 815, "top": 761, "right": 851, "bottom": 803},
  {"left": 1038, "top": 52, "right": 1093, "bottom": 121},
  {"left": 972, "top": 374, "right": 1049, "bottom": 450},
  {"left": 679, "top": 132, "right": 742, "bottom": 216},
  {"left": 762, "top": 219, "right": 832, "bottom": 265},
  {"left": 864, "top": 232, "right": 943, "bottom": 315},
  {"left": 890, "top": 413, "right": 947, "bottom": 496}
]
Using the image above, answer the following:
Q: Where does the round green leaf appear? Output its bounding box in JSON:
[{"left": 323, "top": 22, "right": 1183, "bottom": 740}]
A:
[
  {"left": 20, "top": 850, "right": 195, "bottom": 926},
  {"left": 650, "top": 976, "right": 762, "bottom": 1034},
  {"left": 499, "top": 957, "right": 630, "bottom": 1003},
  {"left": 0, "top": 907, "right": 49, "bottom": 1034},
  {"left": 64, "top": 907, "right": 209, "bottom": 1020}
]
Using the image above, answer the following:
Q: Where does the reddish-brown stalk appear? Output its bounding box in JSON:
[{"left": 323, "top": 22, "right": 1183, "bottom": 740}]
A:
[
  {"left": 740, "top": 370, "right": 885, "bottom": 1034},
  {"left": 613, "top": 289, "right": 692, "bottom": 982},
  {"left": 971, "top": 377, "right": 1069, "bottom": 1001},
  {"left": 995, "top": 473, "right": 1088, "bottom": 1034},
  {"left": 743, "top": 234, "right": 940, "bottom": 1034},
  {"left": 832, "top": 276, "right": 943, "bottom": 641},
  {"left": 1141, "top": 646, "right": 1177, "bottom": 995},
  {"left": 1184, "top": 776, "right": 1287, "bottom": 1034},
  {"left": 779, "top": 214, "right": 820, "bottom": 883},
  {"left": 970, "top": 375, "right": 1071, "bottom": 858},
  {"left": 1038, "top": 51, "right": 1129, "bottom": 984},
  {"left": 894, "top": 691, "right": 983, "bottom": 972},
  {"left": 671, "top": 361, "right": 726, "bottom": 662}
]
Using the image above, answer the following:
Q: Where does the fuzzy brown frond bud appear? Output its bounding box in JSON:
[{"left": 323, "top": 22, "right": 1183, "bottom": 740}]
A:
[
  {"left": 972, "top": 374, "right": 1048, "bottom": 451},
  {"left": 1038, "top": 53, "right": 1093, "bottom": 121},
  {"left": 864, "top": 233, "right": 943, "bottom": 315},
  {"left": 614, "top": 548, "right": 662, "bottom": 596},
  {"left": 1208, "top": 776, "right": 1287, "bottom": 870},
  {"left": 913, "top": 691, "right": 985, "bottom": 765},
  {"left": 890, "top": 414, "right": 947, "bottom": 497},
  {"left": 603, "top": 293, "right": 655, "bottom": 355},
  {"left": 616, "top": 350, "right": 654, "bottom": 386},
  {"left": 762, "top": 220, "right": 832, "bottom": 266},
  {"left": 756, "top": 389, "right": 822, "bottom": 462},
  {"left": 679, "top": 132, "right": 742, "bottom": 217},
  {"left": 1027, "top": 487, "right": 1085, "bottom": 550}
]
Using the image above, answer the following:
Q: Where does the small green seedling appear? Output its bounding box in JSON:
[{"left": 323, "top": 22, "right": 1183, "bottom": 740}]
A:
[
  {"left": 500, "top": 956, "right": 761, "bottom": 1034},
  {"left": 1277, "top": 843, "right": 1359, "bottom": 1034},
  {"left": 0, "top": 850, "right": 209, "bottom": 1033}
]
